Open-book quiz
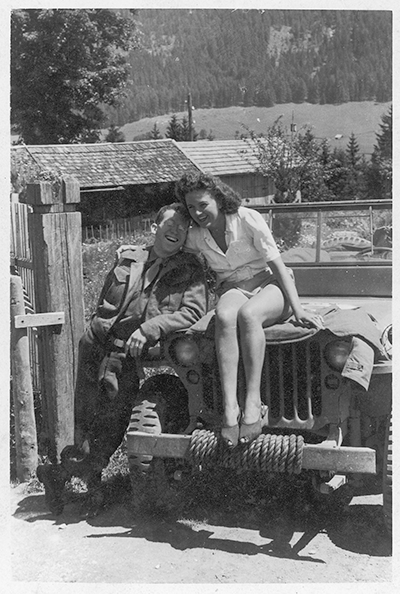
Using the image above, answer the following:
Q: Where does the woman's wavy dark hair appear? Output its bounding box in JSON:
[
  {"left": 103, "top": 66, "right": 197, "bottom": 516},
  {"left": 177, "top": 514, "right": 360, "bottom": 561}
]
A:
[{"left": 175, "top": 172, "right": 242, "bottom": 214}]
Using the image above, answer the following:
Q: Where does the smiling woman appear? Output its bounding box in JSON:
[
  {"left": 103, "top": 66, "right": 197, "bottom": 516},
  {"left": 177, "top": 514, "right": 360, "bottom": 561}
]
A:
[{"left": 176, "top": 171, "right": 324, "bottom": 448}]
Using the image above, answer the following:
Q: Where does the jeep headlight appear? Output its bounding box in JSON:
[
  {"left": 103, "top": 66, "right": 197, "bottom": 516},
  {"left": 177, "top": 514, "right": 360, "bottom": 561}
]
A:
[
  {"left": 381, "top": 324, "right": 392, "bottom": 359},
  {"left": 169, "top": 336, "right": 199, "bottom": 366},
  {"left": 324, "top": 339, "right": 352, "bottom": 371}
]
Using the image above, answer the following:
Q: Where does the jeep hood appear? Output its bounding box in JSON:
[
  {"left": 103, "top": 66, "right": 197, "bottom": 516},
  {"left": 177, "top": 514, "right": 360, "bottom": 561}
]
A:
[{"left": 300, "top": 296, "right": 392, "bottom": 332}]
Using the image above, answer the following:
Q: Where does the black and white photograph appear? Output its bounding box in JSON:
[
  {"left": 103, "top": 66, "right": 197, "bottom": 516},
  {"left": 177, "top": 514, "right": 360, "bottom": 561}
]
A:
[{"left": 3, "top": 0, "right": 396, "bottom": 590}]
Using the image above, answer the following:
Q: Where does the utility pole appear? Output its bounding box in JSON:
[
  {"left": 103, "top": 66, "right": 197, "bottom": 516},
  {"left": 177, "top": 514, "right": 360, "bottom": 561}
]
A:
[
  {"left": 187, "top": 92, "right": 193, "bottom": 141},
  {"left": 289, "top": 110, "right": 297, "bottom": 202},
  {"left": 290, "top": 110, "right": 297, "bottom": 134},
  {"left": 290, "top": 110, "right": 297, "bottom": 146}
]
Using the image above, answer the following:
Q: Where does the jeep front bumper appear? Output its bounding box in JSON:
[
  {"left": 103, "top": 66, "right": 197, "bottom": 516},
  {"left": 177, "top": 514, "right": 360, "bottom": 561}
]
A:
[{"left": 127, "top": 431, "right": 376, "bottom": 474}]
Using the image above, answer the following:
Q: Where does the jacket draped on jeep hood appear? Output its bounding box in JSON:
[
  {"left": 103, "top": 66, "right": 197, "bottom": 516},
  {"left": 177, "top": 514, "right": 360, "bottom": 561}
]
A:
[{"left": 189, "top": 305, "right": 385, "bottom": 391}]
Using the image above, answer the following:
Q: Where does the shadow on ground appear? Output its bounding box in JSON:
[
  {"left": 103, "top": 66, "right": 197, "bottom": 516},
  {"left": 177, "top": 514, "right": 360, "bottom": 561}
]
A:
[{"left": 12, "top": 466, "right": 391, "bottom": 560}]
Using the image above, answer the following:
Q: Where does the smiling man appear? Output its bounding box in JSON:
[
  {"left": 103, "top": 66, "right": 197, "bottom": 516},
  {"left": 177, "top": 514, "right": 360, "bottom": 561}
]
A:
[{"left": 37, "top": 203, "right": 208, "bottom": 516}]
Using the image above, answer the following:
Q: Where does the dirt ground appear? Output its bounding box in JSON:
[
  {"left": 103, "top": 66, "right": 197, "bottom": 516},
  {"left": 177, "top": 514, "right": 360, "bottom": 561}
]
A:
[{"left": 5, "top": 468, "right": 394, "bottom": 590}]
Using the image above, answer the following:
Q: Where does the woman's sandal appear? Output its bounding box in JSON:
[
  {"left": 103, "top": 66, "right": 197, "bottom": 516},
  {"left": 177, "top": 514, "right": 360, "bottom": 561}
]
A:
[
  {"left": 239, "top": 417, "right": 262, "bottom": 445},
  {"left": 221, "top": 411, "right": 242, "bottom": 449}
]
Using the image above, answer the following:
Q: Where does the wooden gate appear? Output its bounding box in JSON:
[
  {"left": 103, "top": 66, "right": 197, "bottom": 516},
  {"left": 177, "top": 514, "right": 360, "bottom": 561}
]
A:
[
  {"left": 10, "top": 179, "right": 85, "bottom": 468},
  {"left": 10, "top": 201, "right": 41, "bottom": 397}
]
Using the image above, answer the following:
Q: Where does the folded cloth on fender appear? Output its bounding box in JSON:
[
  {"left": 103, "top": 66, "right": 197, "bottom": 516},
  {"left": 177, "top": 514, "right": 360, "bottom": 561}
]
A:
[
  {"left": 188, "top": 307, "right": 325, "bottom": 341},
  {"left": 188, "top": 305, "right": 384, "bottom": 390},
  {"left": 322, "top": 307, "right": 383, "bottom": 355},
  {"left": 189, "top": 305, "right": 337, "bottom": 340},
  {"left": 322, "top": 307, "right": 385, "bottom": 390},
  {"left": 341, "top": 336, "right": 375, "bottom": 391},
  {"left": 189, "top": 305, "right": 382, "bottom": 350},
  {"left": 263, "top": 305, "right": 384, "bottom": 355}
]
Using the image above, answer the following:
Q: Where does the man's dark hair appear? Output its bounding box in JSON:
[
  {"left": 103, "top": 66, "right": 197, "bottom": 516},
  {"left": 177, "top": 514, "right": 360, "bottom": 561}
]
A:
[
  {"left": 155, "top": 202, "right": 190, "bottom": 224},
  {"left": 175, "top": 172, "right": 242, "bottom": 214}
]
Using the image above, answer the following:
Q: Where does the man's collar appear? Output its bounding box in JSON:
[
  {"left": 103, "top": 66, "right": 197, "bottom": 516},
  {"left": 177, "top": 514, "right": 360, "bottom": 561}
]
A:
[
  {"left": 147, "top": 246, "right": 158, "bottom": 263},
  {"left": 149, "top": 245, "right": 183, "bottom": 263}
]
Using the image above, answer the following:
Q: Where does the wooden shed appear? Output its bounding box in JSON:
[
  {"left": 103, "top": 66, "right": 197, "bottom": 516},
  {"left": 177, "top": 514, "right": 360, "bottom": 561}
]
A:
[
  {"left": 178, "top": 140, "right": 274, "bottom": 206},
  {"left": 11, "top": 139, "right": 202, "bottom": 226},
  {"left": 11, "top": 138, "right": 274, "bottom": 227},
  {"left": 11, "top": 139, "right": 201, "bottom": 190}
]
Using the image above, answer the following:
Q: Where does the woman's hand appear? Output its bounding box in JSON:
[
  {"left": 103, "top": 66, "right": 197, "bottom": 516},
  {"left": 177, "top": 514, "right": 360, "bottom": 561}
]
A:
[
  {"left": 267, "top": 258, "right": 324, "bottom": 330},
  {"left": 294, "top": 309, "right": 325, "bottom": 330}
]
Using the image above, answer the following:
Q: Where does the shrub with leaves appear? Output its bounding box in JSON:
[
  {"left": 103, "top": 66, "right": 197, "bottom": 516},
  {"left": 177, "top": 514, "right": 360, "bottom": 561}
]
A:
[{"left": 11, "top": 149, "right": 63, "bottom": 198}]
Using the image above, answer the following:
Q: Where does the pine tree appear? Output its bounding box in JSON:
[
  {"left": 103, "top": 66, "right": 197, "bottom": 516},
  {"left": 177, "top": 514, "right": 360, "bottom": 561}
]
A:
[
  {"left": 150, "top": 123, "right": 163, "bottom": 139},
  {"left": 346, "top": 132, "right": 361, "bottom": 168},
  {"left": 320, "top": 139, "right": 331, "bottom": 166},
  {"left": 183, "top": 116, "right": 198, "bottom": 141},
  {"left": 181, "top": 116, "right": 190, "bottom": 141},
  {"left": 307, "top": 77, "right": 320, "bottom": 105},
  {"left": 374, "top": 105, "right": 392, "bottom": 158},
  {"left": 105, "top": 124, "right": 126, "bottom": 143},
  {"left": 292, "top": 78, "right": 308, "bottom": 103},
  {"left": 166, "top": 114, "right": 183, "bottom": 141},
  {"left": 341, "top": 132, "right": 362, "bottom": 200},
  {"left": 324, "top": 148, "right": 349, "bottom": 199},
  {"left": 366, "top": 106, "right": 392, "bottom": 199}
]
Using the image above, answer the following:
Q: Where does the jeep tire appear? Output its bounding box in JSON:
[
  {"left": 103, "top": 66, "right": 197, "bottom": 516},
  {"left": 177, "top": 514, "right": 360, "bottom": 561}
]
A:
[{"left": 127, "top": 374, "right": 189, "bottom": 513}]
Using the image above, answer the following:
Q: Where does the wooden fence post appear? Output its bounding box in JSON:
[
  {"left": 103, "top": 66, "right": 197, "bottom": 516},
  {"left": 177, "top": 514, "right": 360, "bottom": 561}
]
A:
[
  {"left": 22, "top": 177, "right": 85, "bottom": 463},
  {"left": 10, "top": 274, "right": 38, "bottom": 481}
]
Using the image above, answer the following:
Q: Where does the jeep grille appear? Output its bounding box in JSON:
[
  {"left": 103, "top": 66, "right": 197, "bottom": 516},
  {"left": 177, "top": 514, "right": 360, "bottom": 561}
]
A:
[{"left": 262, "top": 340, "right": 322, "bottom": 429}]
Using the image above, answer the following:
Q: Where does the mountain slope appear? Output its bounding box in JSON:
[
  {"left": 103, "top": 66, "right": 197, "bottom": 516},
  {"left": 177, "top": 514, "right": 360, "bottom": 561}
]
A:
[
  {"left": 104, "top": 9, "right": 392, "bottom": 126},
  {"left": 113, "top": 101, "right": 391, "bottom": 157}
]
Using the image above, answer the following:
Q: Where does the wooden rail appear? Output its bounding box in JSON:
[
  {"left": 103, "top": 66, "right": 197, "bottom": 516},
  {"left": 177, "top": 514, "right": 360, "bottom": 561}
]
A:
[
  {"left": 83, "top": 213, "right": 156, "bottom": 242},
  {"left": 10, "top": 274, "right": 38, "bottom": 481}
]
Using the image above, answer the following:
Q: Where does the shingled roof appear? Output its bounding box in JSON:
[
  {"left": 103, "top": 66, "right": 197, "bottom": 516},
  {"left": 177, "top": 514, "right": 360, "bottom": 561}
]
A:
[
  {"left": 11, "top": 139, "right": 201, "bottom": 190},
  {"left": 178, "top": 140, "right": 261, "bottom": 176}
]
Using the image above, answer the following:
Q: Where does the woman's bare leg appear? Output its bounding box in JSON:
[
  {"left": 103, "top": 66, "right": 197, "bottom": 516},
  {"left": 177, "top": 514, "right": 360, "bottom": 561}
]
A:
[
  {"left": 215, "top": 289, "right": 248, "bottom": 435},
  {"left": 238, "top": 284, "right": 287, "bottom": 433}
]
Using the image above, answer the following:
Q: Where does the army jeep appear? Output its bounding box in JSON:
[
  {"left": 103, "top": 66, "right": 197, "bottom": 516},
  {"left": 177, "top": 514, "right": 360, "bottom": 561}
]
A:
[{"left": 126, "top": 199, "right": 392, "bottom": 535}]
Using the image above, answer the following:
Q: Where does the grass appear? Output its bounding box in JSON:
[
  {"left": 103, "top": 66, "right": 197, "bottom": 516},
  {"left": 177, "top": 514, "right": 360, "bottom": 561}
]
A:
[{"left": 114, "top": 101, "right": 392, "bottom": 158}]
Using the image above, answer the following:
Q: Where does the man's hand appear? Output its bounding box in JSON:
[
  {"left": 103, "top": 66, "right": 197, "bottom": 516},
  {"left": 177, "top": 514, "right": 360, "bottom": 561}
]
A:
[
  {"left": 125, "top": 328, "right": 148, "bottom": 358},
  {"left": 116, "top": 244, "right": 135, "bottom": 261}
]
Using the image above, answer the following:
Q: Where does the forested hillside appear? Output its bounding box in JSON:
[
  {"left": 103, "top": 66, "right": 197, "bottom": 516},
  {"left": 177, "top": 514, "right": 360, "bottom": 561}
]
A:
[{"left": 104, "top": 9, "right": 392, "bottom": 126}]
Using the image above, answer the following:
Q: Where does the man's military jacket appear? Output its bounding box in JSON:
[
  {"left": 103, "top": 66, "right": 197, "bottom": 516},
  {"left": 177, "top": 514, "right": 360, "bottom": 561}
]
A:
[{"left": 90, "top": 245, "right": 208, "bottom": 346}]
